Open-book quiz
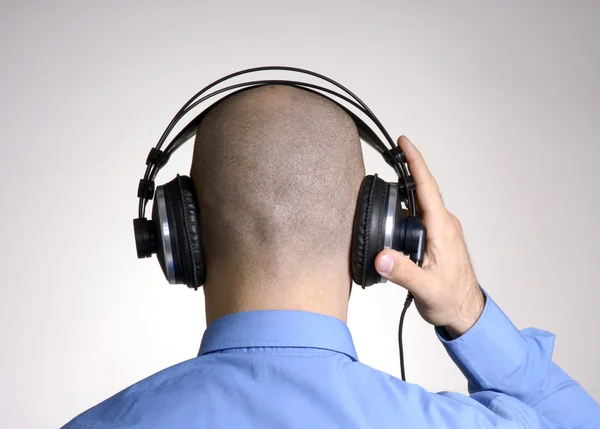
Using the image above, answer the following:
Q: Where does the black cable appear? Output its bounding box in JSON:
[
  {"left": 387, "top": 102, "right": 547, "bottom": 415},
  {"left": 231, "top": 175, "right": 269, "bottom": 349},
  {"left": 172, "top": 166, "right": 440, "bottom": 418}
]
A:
[
  {"left": 398, "top": 291, "right": 413, "bottom": 382},
  {"left": 398, "top": 256, "right": 423, "bottom": 382}
]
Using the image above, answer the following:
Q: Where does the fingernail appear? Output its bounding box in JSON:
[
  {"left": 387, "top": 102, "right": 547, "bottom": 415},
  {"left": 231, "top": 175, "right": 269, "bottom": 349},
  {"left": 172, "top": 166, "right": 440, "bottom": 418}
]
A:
[{"left": 377, "top": 254, "right": 394, "bottom": 274}]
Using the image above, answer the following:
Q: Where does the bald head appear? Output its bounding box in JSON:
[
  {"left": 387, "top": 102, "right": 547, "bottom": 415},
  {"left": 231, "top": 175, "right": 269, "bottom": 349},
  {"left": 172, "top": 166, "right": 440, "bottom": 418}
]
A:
[{"left": 190, "top": 85, "right": 365, "bottom": 322}]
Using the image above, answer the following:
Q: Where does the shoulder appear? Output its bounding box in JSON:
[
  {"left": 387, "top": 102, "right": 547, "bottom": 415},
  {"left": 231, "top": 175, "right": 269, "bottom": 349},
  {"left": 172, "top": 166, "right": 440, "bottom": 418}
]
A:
[
  {"left": 61, "top": 355, "right": 215, "bottom": 429},
  {"left": 341, "top": 360, "right": 453, "bottom": 409}
]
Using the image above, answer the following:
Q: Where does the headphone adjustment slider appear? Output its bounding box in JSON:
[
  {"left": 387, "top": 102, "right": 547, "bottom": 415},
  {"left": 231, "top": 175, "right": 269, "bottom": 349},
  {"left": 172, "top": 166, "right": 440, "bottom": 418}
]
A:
[
  {"left": 146, "top": 148, "right": 165, "bottom": 166},
  {"left": 138, "top": 179, "right": 155, "bottom": 200}
]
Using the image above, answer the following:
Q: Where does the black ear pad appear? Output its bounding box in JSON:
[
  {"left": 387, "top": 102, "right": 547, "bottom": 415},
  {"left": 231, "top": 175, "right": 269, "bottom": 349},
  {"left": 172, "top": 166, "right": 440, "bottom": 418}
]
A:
[
  {"left": 351, "top": 174, "right": 390, "bottom": 288},
  {"left": 162, "top": 175, "right": 206, "bottom": 289}
]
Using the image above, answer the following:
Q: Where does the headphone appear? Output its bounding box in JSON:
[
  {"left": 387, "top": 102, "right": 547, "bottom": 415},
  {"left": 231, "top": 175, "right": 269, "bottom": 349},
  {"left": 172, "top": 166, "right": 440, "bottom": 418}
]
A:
[{"left": 132, "top": 66, "right": 426, "bottom": 381}]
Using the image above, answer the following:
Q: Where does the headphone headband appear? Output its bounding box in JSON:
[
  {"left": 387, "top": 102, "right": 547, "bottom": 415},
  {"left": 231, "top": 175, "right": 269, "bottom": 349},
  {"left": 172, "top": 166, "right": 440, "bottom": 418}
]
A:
[{"left": 136, "top": 67, "right": 416, "bottom": 221}]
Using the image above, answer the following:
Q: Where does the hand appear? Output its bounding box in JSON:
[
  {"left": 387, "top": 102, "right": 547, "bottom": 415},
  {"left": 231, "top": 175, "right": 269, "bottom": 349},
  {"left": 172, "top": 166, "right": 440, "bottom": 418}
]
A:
[{"left": 374, "top": 136, "right": 485, "bottom": 339}]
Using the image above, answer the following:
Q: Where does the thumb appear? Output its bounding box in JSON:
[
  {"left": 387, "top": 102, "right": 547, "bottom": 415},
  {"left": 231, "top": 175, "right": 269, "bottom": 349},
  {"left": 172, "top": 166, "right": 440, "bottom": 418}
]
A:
[{"left": 375, "top": 250, "right": 427, "bottom": 293}]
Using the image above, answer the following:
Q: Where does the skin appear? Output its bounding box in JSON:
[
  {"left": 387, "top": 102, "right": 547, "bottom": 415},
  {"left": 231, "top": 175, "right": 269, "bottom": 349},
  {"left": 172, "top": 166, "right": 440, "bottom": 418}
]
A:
[
  {"left": 200, "top": 86, "right": 362, "bottom": 326},
  {"left": 204, "top": 134, "right": 485, "bottom": 339}
]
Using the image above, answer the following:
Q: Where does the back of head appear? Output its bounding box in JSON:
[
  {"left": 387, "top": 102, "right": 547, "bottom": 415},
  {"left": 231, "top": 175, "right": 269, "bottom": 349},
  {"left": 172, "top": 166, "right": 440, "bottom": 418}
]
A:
[{"left": 190, "top": 85, "right": 365, "bottom": 306}]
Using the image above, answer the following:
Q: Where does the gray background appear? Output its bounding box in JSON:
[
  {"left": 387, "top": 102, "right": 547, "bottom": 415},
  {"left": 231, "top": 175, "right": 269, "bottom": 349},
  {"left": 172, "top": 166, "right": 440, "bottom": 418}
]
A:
[{"left": 1, "top": 1, "right": 599, "bottom": 427}]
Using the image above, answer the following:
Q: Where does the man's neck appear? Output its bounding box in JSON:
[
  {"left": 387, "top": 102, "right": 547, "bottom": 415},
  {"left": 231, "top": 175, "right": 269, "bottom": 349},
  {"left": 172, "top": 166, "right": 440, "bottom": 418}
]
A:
[{"left": 203, "top": 279, "right": 350, "bottom": 326}]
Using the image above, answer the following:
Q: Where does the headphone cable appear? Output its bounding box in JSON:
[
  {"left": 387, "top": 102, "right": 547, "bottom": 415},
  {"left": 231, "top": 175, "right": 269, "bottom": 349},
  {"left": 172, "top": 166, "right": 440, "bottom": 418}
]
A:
[{"left": 398, "top": 291, "right": 413, "bottom": 382}]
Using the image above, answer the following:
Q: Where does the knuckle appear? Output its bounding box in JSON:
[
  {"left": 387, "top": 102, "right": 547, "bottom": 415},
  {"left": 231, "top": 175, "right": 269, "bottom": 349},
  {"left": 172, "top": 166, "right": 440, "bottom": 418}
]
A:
[
  {"left": 447, "top": 211, "right": 462, "bottom": 229},
  {"left": 455, "top": 218, "right": 464, "bottom": 233},
  {"left": 454, "top": 223, "right": 464, "bottom": 238}
]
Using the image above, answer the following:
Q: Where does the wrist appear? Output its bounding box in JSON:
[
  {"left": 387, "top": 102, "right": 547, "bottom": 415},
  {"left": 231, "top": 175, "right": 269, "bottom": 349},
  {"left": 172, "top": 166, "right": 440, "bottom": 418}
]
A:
[{"left": 444, "top": 286, "right": 486, "bottom": 339}]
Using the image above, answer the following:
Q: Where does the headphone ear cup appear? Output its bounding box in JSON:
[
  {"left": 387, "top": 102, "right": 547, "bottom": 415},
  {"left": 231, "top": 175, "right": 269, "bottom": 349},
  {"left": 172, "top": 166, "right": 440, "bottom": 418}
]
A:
[
  {"left": 157, "top": 175, "right": 205, "bottom": 289},
  {"left": 351, "top": 175, "right": 375, "bottom": 286},
  {"left": 173, "top": 175, "right": 206, "bottom": 289},
  {"left": 351, "top": 174, "right": 389, "bottom": 288}
]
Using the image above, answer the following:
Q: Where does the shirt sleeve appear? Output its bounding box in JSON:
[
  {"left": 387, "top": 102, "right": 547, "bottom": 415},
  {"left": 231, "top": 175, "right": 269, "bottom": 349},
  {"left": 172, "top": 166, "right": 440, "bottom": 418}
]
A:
[
  {"left": 433, "top": 389, "right": 598, "bottom": 429},
  {"left": 435, "top": 287, "right": 600, "bottom": 428}
]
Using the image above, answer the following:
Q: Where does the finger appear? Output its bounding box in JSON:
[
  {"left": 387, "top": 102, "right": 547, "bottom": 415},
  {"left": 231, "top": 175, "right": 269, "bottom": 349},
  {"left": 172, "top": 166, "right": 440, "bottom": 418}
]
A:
[
  {"left": 375, "top": 249, "right": 429, "bottom": 295},
  {"left": 397, "top": 136, "right": 446, "bottom": 217}
]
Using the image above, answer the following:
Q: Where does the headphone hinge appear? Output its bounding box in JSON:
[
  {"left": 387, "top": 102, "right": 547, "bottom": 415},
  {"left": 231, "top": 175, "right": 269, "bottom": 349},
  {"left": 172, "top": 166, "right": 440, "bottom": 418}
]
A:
[
  {"left": 138, "top": 179, "right": 155, "bottom": 200},
  {"left": 398, "top": 176, "right": 415, "bottom": 198},
  {"left": 383, "top": 147, "right": 406, "bottom": 167},
  {"left": 146, "top": 148, "right": 165, "bottom": 165}
]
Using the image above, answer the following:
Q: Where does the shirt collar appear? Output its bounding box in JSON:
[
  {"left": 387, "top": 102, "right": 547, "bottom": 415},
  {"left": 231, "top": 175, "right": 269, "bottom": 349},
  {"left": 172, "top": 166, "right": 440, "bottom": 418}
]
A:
[{"left": 198, "top": 310, "right": 358, "bottom": 362}]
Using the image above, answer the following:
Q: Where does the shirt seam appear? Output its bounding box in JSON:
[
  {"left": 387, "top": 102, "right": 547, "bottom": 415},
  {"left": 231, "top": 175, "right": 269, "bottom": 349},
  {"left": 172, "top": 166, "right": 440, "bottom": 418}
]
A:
[{"left": 489, "top": 395, "right": 532, "bottom": 429}]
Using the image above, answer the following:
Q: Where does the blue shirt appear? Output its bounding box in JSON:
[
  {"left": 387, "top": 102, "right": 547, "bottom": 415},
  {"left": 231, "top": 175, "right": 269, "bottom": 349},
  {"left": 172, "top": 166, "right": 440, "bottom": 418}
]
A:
[{"left": 62, "top": 289, "right": 600, "bottom": 428}]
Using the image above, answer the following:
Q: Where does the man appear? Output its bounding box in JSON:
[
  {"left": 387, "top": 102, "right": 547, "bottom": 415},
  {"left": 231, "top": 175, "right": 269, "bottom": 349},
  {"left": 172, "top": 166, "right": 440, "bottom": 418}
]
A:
[{"left": 63, "top": 85, "right": 600, "bottom": 428}]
